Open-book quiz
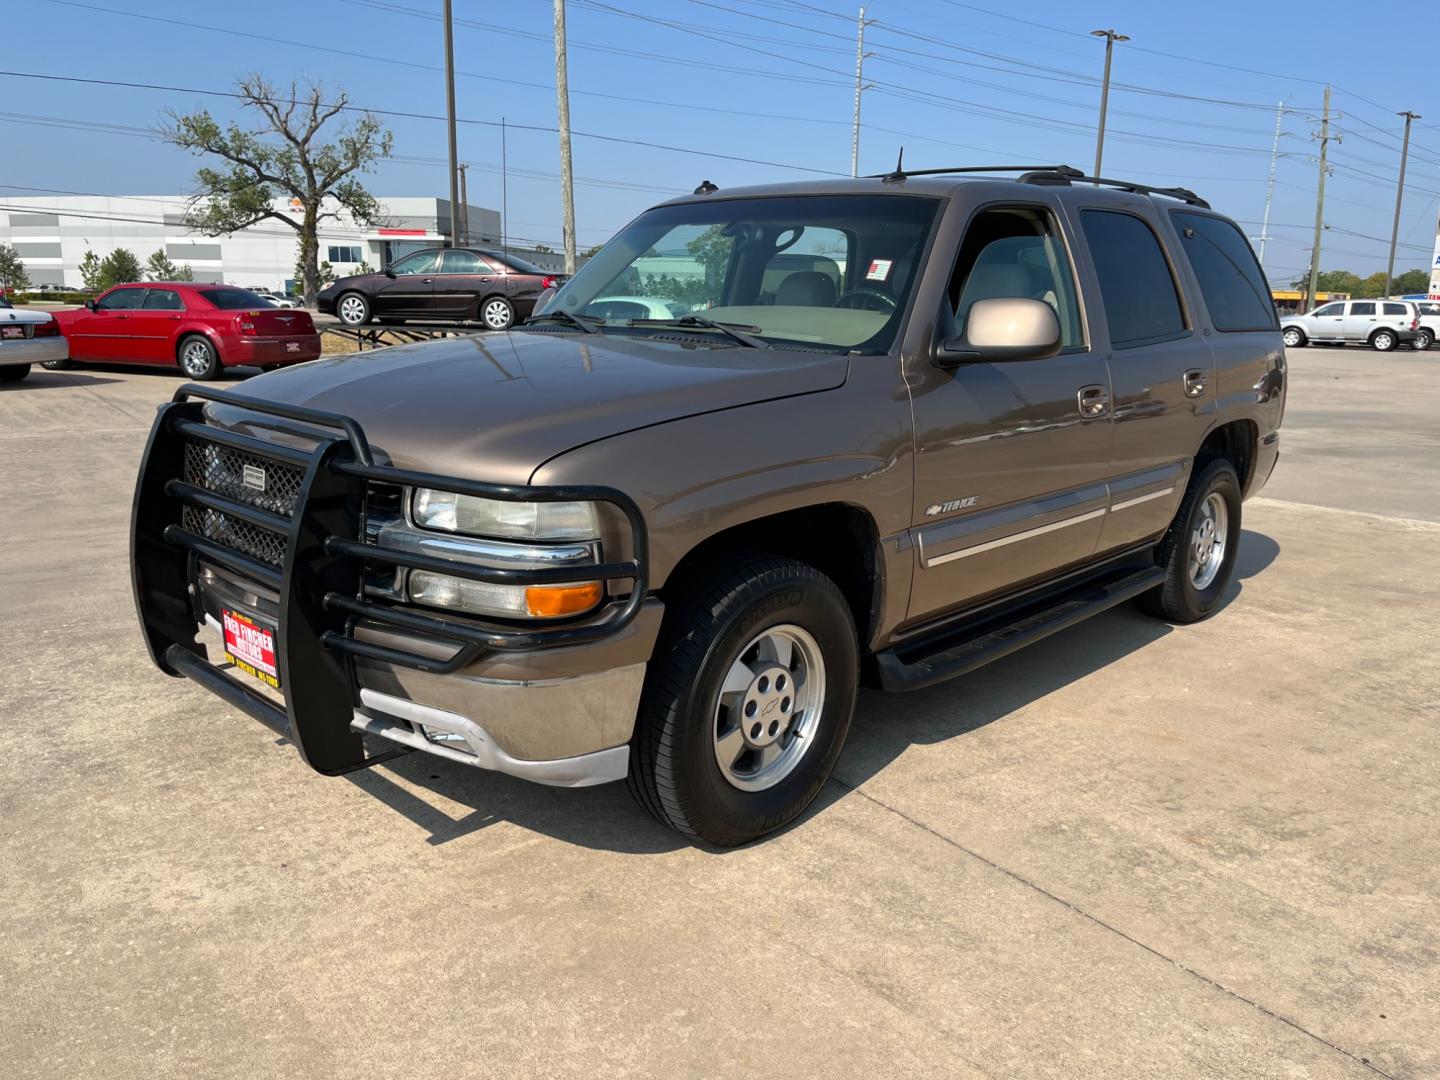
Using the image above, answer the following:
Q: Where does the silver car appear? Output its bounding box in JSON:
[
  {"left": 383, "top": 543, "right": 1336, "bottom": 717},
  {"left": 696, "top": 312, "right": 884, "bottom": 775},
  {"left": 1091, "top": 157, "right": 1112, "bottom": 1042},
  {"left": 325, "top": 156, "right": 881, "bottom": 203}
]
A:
[
  {"left": 0, "top": 297, "right": 69, "bottom": 383},
  {"left": 1281, "top": 298, "right": 1420, "bottom": 352}
]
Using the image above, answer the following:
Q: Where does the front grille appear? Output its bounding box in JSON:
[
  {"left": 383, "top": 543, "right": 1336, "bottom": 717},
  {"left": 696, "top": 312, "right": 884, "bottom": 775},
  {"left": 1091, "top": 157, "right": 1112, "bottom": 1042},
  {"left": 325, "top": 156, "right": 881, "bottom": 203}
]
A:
[{"left": 183, "top": 440, "right": 305, "bottom": 567}]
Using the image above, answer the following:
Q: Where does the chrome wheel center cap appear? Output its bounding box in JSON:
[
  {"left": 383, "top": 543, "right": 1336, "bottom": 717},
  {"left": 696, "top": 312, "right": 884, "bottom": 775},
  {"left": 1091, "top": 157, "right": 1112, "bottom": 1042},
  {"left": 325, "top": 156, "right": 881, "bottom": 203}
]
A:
[{"left": 739, "top": 665, "right": 792, "bottom": 748}]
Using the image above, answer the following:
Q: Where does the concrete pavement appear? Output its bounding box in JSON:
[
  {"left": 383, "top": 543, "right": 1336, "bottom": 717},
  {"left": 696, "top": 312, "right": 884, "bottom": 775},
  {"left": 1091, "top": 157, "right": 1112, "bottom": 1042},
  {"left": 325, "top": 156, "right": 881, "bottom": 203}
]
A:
[{"left": 1, "top": 346, "right": 1437, "bottom": 1078}]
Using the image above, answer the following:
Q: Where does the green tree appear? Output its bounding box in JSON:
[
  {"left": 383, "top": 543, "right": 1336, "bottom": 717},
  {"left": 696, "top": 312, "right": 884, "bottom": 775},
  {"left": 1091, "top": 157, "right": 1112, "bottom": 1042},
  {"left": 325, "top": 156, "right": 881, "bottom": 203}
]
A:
[
  {"left": 533, "top": 243, "right": 554, "bottom": 254},
  {"left": 353, "top": 260, "right": 374, "bottom": 275},
  {"left": 173, "top": 264, "right": 195, "bottom": 282},
  {"left": 146, "top": 249, "right": 180, "bottom": 281},
  {"left": 1356, "top": 271, "right": 1390, "bottom": 299},
  {"left": 98, "top": 248, "right": 143, "bottom": 289},
  {"left": 79, "top": 249, "right": 104, "bottom": 292},
  {"left": 0, "top": 244, "right": 30, "bottom": 291},
  {"left": 160, "top": 75, "right": 393, "bottom": 306},
  {"left": 582, "top": 243, "right": 604, "bottom": 259},
  {"left": 294, "top": 253, "right": 337, "bottom": 289},
  {"left": 1295, "top": 269, "right": 1363, "bottom": 295},
  {"left": 1394, "top": 268, "right": 1429, "bottom": 294}
]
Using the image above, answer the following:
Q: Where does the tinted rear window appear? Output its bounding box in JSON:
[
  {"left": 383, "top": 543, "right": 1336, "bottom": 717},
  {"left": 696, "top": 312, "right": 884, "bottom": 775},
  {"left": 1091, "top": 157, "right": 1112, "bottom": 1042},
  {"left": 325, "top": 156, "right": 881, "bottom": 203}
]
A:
[
  {"left": 1351, "top": 302, "right": 1375, "bottom": 315},
  {"left": 1382, "top": 302, "right": 1409, "bottom": 316},
  {"left": 1170, "top": 211, "right": 1277, "bottom": 332},
  {"left": 196, "top": 288, "right": 271, "bottom": 310},
  {"left": 1080, "top": 210, "right": 1187, "bottom": 348},
  {"left": 493, "top": 252, "right": 548, "bottom": 275}
]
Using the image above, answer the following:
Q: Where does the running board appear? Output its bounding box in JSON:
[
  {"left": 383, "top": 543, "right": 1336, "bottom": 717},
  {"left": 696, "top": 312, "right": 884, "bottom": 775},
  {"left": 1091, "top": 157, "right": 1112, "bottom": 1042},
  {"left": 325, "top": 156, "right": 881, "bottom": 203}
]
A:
[{"left": 874, "top": 567, "right": 1167, "bottom": 692}]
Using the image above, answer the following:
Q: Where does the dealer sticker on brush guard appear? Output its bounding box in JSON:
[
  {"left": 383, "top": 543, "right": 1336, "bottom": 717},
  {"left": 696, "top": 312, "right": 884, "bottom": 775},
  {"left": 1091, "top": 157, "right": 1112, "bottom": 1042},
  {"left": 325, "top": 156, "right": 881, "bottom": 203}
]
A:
[
  {"left": 865, "top": 258, "right": 893, "bottom": 282},
  {"left": 221, "top": 608, "right": 281, "bottom": 690}
]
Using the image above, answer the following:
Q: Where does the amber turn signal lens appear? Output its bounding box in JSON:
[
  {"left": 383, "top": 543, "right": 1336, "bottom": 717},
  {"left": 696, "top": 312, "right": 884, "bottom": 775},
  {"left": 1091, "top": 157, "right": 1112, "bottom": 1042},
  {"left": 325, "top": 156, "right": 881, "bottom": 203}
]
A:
[{"left": 524, "top": 582, "right": 602, "bottom": 618}]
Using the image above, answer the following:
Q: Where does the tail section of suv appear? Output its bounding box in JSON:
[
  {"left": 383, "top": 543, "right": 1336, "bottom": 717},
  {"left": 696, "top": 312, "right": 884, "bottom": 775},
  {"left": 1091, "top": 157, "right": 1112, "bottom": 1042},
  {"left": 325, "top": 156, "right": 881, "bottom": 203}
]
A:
[
  {"left": 130, "top": 165, "right": 1284, "bottom": 845},
  {"left": 1281, "top": 298, "right": 1420, "bottom": 351}
]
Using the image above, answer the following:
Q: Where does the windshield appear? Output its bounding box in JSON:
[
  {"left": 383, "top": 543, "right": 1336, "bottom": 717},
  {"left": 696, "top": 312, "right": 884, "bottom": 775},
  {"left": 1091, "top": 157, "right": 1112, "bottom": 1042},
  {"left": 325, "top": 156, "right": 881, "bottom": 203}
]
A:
[{"left": 543, "top": 194, "right": 940, "bottom": 352}]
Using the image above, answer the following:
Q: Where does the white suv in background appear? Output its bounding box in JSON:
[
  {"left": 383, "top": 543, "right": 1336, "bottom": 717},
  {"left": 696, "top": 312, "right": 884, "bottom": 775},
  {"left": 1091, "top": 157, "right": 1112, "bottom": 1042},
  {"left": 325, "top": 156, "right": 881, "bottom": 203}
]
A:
[
  {"left": 1281, "top": 298, "right": 1422, "bottom": 352},
  {"left": 1413, "top": 300, "right": 1439, "bottom": 351}
]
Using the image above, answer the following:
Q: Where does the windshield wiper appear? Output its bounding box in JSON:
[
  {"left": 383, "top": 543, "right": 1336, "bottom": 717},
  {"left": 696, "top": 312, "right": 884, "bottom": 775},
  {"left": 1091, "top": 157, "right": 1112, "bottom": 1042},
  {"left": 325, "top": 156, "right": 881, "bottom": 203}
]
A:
[
  {"left": 523, "top": 309, "right": 602, "bottom": 334},
  {"left": 626, "top": 314, "right": 768, "bottom": 349}
]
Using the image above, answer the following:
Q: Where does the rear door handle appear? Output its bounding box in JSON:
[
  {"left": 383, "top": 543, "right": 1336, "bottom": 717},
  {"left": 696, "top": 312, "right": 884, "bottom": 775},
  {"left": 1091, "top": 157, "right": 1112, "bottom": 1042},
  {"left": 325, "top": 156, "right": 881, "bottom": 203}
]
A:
[
  {"left": 1183, "top": 368, "right": 1208, "bottom": 397},
  {"left": 1077, "top": 384, "right": 1109, "bottom": 417}
]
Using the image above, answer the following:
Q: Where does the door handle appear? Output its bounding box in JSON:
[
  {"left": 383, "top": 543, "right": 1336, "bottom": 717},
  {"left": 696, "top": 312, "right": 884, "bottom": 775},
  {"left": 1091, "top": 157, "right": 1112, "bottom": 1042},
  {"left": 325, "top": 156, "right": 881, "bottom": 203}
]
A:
[
  {"left": 478, "top": 276, "right": 492, "bottom": 283},
  {"left": 1077, "top": 384, "right": 1109, "bottom": 417},
  {"left": 1182, "top": 368, "right": 1208, "bottom": 397},
  {"left": 421, "top": 278, "right": 433, "bottom": 284}
]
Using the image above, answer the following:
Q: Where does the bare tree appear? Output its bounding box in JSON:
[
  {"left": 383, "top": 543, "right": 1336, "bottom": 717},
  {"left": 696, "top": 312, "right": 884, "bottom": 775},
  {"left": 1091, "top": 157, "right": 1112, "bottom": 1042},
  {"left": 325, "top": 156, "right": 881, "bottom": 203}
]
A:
[{"left": 161, "top": 76, "right": 393, "bottom": 305}]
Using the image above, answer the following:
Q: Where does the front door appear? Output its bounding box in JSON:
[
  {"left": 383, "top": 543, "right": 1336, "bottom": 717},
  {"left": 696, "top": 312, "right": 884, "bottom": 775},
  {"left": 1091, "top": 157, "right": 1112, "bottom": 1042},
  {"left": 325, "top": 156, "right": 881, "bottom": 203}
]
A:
[
  {"left": 1342, "top": 300, "right": 1377, "bottom": 342},
  {"left": 373, "top": 250, "right": 438, "bottom": 317},
  {"left": 69, "top": 285, "right": 147, "bottom": 360},
  {"left": 907, "top": 203, "right": 1114, "bottom": 623},
  {"left": 432, "top": 249, "right": 497, "bottom": 317},
  {"left": 1308, "top": 301, "right": 1346, "bottom": 341}
]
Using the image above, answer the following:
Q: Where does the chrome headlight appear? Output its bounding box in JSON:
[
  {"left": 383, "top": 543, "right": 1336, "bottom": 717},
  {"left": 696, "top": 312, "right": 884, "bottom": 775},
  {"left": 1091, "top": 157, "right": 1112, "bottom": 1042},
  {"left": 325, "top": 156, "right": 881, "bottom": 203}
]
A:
[{"left": 413, "top": 488, "right": 599, "bottom": 541}]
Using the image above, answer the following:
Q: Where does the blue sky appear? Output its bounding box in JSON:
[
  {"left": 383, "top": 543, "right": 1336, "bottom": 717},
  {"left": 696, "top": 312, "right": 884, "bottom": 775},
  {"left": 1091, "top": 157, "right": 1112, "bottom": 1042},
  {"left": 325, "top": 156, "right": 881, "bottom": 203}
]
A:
[{"left": 4, "top": 0, "right": 1437, "bottom": 282}]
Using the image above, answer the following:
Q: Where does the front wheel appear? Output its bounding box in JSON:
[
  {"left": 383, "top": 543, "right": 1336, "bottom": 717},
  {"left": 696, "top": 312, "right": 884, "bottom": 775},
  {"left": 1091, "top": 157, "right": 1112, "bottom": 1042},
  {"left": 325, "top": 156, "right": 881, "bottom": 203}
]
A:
[
  {"left": 1412, "top": 329, "right": 1433, "bottom": 351},
  {"left": 1281, "top": 327, "right": 1305, "bottom": 348},
  {"left": 1370, "top": 329, "right": 1398, "bottom": 352},
  {"left": 1139, "top": 458, "right": 1242, "bottom": 624},
  {"left": 177, "top": 335, "right": 222, "bottom": 381},
  {"left": 628, "top": 556, "right": 859, "bottom": 846},
  {"left": 480, "top": 295, "right": 515, "bottom": 331},
  {"left": 336, "top": 292, "right": 371, "bottom": 326},
  {"left": 0, "top": 363, "right": 31, "bottom": 383}
]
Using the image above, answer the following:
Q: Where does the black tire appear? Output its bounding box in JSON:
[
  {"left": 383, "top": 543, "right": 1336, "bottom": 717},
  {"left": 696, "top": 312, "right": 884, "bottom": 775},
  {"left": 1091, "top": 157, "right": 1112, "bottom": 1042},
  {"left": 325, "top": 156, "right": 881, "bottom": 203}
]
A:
[
  {"left": 1139, "top": 458, "right": 1242, "bottom": 624},
  {"left": 176, "top": 335, "right": 222, "bottom": 381},
  {"left": 1412, "top": 329, "right": 1433, "bottom": 352},
  {"left": 1370, "top": 328, "right": 1398, "bottom": 352},
  {"left": 479, "top": 295, "right": 515, "bottom": 331},
  {"left": 336, "top": 291, "right": 371, "bottom": 326},
  {"left": 0, "top": 363, "right": 31, "bottom": 383},
  {"left": 41, "top": 357, "right": 76, "bottom": 370},
  {"left": 1281, "top": 326, "right": 1306, "bottom": 348},
  {"left": 628, "top": 555, "right": 859, "bottom": 846}
]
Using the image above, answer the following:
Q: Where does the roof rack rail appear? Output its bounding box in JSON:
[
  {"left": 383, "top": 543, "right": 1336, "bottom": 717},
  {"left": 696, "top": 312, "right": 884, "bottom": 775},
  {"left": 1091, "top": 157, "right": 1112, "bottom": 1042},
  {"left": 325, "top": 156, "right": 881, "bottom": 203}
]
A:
[
  {"left": 1017, "top": 166, "right": 1211, "bottom": 208},
  {"left": 870, "top": 161, "right": 1078, "bottom": 184}
]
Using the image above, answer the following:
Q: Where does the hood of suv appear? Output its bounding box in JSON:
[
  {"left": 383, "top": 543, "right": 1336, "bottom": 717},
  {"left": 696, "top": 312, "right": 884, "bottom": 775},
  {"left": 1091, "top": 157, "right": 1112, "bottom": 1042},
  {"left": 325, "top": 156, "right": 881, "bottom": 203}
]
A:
[{"left": 208, "top": 330, "right": 850, "bottom": 483}]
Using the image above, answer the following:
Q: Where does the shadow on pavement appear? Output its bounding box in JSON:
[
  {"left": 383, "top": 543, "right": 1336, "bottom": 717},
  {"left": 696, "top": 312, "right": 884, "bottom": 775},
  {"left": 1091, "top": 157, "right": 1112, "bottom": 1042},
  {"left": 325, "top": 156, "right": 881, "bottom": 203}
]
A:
[{"left": 340, "top": 532, "right": 1280, "bottom": 852}]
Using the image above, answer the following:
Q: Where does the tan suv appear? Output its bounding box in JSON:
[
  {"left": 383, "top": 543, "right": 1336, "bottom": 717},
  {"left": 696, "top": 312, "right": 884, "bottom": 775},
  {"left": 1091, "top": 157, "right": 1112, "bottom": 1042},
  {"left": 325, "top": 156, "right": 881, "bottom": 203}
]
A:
[{"left": 131, "top": 165, "right": 1285, "bottom": 845}]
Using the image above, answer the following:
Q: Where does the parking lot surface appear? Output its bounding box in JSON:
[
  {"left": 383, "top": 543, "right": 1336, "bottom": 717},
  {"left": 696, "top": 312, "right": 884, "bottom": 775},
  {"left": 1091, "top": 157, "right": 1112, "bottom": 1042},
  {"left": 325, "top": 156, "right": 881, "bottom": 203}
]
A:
[{"left": 2, "top": 346, "right": 1437, "bottom": 1079}]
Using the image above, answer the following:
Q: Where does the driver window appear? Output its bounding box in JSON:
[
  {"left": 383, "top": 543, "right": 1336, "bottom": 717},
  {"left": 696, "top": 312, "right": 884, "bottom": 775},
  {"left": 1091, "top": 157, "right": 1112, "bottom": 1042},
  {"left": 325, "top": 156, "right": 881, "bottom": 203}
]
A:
[
  {"left": 96, "top": 288, "right": 146, "bottom": 312},
  {"left": 947, "top": 207, "right": 1082, "bottom": 348},
  {"left": 1313, "top": 303, "right": 1344, "bottom": 317}
]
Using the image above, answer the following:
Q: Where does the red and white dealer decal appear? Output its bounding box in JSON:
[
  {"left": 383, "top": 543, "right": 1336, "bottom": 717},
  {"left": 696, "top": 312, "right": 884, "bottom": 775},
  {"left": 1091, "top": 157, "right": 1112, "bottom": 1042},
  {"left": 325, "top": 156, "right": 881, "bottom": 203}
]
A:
[{"left": 221, "top": 609, "right": 280, "bottom": 690}]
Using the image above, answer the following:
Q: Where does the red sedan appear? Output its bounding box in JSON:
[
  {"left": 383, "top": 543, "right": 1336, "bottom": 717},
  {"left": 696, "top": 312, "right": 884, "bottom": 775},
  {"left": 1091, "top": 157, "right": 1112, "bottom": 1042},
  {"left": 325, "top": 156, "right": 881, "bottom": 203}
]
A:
[{"left": 52, "top": 283, "right": 321, "bottom": 380}]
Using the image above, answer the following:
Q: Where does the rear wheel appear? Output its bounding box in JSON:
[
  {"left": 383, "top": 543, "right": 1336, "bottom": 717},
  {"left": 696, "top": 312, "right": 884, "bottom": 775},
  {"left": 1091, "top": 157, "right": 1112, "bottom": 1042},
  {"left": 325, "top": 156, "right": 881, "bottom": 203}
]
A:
[
  {"left": 628, "top": 555, "right": 859, "bottom": 846},
  {"left": 0, "top": 363, "right": 31, "bottom": 383},
  {"left": 1139, "top": 458, "right": 1242, "bottom": 624},
  {"left": 1412, "top": 329, "right": 1433, "bottom": 351},
  {"left": 1281, "top": 327, "right": 1305, "bottom": 348},
  {"left": 480, "top": 295, "right": 515, "bottom": 331},
  {"left": 1370, "top": 328, "right": 1398, "bottom": 352},
  {"left": 177, "top": 335, "right": 222, "bottom": 381},
  {"left": 336, "top": 292, "right": 371, "bottom": 326}
]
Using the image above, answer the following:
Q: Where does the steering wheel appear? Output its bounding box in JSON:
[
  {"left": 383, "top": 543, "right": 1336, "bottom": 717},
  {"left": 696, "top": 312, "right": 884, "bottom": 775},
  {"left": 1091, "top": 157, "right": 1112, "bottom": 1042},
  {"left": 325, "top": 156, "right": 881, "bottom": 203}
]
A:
[{"left": 834, "top": 287, "right": 898, "bottom": 313}]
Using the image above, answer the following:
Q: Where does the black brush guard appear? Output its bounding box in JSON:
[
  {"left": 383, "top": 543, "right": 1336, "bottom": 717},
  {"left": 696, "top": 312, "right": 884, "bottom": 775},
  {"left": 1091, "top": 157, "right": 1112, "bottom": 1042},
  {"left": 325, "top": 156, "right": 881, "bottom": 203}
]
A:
[{"left": 131, "top": 384, "right": 648, "bottom": 776}]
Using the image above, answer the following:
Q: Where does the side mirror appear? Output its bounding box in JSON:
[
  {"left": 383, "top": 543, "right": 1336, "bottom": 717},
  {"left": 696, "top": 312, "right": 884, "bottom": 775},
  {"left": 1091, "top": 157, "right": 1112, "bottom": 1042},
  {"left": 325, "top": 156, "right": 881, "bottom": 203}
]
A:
[
  {"left": 383, "top": 267, "right": 396, "bottom": 279},
  {"left": 934, "top": 297, "right": 1061, "bottom": 366},
  {"left": 83, "top": 299, "right": 97, "bottom": 312}
]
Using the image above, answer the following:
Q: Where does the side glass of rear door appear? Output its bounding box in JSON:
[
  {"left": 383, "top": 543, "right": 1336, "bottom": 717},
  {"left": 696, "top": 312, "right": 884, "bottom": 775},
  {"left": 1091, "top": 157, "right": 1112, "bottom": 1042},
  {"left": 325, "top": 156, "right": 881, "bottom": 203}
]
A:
[
  {"left": 75, "top": 286, "right": 147, "bottom": 361},
  {"left": 130, "top": 287, "right": 186, "bottom": 363},
  {"left": 907, "top": 203, "right": 1111, "bottom": 621},
  {"left": 1381, "top": 302, "right": 1413, "bottom": 339},
  {"left": 374, "top": 250, "right": 438, "bottom": 317},
  {"left": 1343, "top": 301, "right": 1376, "bottom": 342},
  {"left": 433, "top": 249, "right": 497, "bottom": 317},
  {"left": 1074, "top": 208, "right": 1214, "bottom": 554},
  {"left": 1309, "top": 301, "right": 1346, "bottom": 340}
]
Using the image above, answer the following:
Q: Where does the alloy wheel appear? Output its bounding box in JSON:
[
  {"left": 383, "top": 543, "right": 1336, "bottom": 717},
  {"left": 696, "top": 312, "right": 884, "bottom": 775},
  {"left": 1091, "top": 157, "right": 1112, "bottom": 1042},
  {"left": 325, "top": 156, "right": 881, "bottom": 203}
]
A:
[
  {"left": 1189, "top": 491, "right": 1229, "bottom": 590},
  {"left": 180, "top": 340, "right": 212, "bottom": 377},
  {"left": 338, "top": 295, "right": 367, "bottom": 325},
  {"left": 483, "top": 298, "right": 513, "bottom": 330}
]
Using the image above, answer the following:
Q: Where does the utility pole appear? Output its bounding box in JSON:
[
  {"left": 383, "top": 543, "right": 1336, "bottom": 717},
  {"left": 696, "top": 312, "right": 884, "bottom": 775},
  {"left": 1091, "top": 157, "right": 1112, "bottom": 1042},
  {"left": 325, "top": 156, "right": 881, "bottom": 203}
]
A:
[
  {"left": 1090, "top": 28, "right": 1129, "bottom": 179},
  {"left": 457, "top": 163, "right": 469, "bottom": 245},
  {"left": 442, "top": 0, "right": 460, "bottom": 247},
  {"left": 850, "top": 5, "right": 874, "bottom": 177},
  {"left": 1258, "top": 101, "right": 1286, "bottom": 267},
  {"left": 1385, "top": 110, "right": 1421, "bottom": 298},
  {"left": 501, "top": 116, "right": 509, "bottom": 258},
  {"left": 1305, "top": 86, "right": 1332, "bottom": 311},
  {"left": 554, "top": 0, "right": 577, "bottom": 274}
]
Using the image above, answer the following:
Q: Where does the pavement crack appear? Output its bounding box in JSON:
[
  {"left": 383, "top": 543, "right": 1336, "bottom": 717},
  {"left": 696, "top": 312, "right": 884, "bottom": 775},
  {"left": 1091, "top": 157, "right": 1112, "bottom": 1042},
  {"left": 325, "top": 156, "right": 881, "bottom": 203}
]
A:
[{"left": 830, "top": 776, "right": 1401, "bottom": 1080}]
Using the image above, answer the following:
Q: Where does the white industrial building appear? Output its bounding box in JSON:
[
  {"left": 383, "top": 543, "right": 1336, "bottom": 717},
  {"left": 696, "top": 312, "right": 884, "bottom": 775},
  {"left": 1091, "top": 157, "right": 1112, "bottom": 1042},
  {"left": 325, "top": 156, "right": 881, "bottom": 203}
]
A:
[{"left": 0, "top": 194, "right": 552, "bottom": 293}]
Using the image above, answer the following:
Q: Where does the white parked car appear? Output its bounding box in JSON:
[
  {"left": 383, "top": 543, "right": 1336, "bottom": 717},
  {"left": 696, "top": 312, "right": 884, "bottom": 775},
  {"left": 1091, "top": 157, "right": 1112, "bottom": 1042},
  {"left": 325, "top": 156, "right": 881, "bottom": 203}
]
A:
[
  {"left": 1280, "top": 299, "right": 1422, "bottom": 352},
  {"left": 577, "top": 295, "right": 697, "bottom": 321},
  {"left": 1413, "top": 300, "right": 1439, "bottom": 350},
  {"left": 0, "top": 297, "right": 68, "bottom": 383},
  {"left": 248, "top": 288, "right": 300, "bottom": 309}
]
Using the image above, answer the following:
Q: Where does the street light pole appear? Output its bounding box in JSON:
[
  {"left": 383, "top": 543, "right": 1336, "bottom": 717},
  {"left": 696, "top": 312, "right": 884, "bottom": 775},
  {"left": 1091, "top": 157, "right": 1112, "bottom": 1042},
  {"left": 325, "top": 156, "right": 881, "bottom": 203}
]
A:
[
  {"left": 849, "top": 5, "right": 874, "bottom": 177},
  {"left": 1258, "top": 101, "right": 1286, "bottom": 267},
  {"left": 554, "top": 0, "right": 578, "bottom": 275},
  {"left": 1385, "top": 110, "right": 1421, "bottom": 298},
  {"left": 442, "top": 0, "right": 460, "bottom": 247},
  {"left": 1090, "top": 28, "right": 1129, "bottom": 180}
]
